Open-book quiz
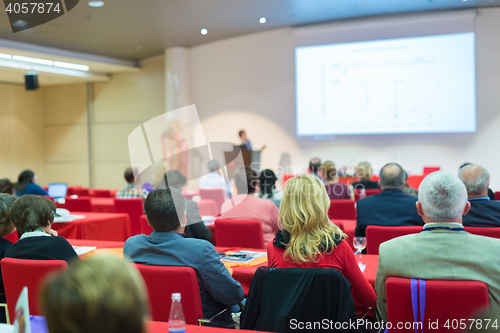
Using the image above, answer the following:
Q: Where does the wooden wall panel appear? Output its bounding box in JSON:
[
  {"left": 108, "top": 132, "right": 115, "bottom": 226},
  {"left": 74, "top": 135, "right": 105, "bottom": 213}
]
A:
[
  {"left": 42, "top": 84, "right": 87, "bottom": 125},
  {"left": 44, "top": 162, "right": 89, "bottom": 187}
]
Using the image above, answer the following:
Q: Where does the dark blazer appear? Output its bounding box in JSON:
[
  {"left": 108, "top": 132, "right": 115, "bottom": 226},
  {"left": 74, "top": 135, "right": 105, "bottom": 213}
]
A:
[
  {"left": 185, "top": 199, "right": 211, "bottom": 241},
  {"left": 4, "top": 236, "right": 79, "bottom": 263},
  {"left": 352, "top": 180, "right": 380, "bottom": 190},
  {"left": 355, "top": 189, "right": 424, "bottom": 237},
  {"left": 463, "top": 199, "right": 500, "bottom": 227}
]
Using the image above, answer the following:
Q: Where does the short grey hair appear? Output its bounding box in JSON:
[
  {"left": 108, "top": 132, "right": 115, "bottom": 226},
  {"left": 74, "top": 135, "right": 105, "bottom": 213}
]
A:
[
  {"left": 379, "top": 163, "right": 405, "bottom": 189},
  {"left": 458, "top": 165, "right": 490, "bottom": 196},
  {"left": 418, "top": 171, "right": 468, "bottom": 222},
  {"left": 207, "top": 160, "right": 220, "bottom": 173}
]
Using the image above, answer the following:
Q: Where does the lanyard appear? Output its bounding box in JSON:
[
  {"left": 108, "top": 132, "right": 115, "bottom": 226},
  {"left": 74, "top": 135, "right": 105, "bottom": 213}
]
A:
[{"left": 421, "top": 226, "right": 467, "bottom": 232}]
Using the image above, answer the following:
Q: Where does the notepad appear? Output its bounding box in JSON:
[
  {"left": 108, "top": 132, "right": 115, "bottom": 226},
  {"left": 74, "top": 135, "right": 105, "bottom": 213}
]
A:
[
  {"left": 53, "top": 215, "right": 86, "bottom": 223},
  {"left": 72, "top": 246, "right": 97, "bottom": 255},
  {"left": 220, "top": 251, "right": 266, "bottom": 264}
]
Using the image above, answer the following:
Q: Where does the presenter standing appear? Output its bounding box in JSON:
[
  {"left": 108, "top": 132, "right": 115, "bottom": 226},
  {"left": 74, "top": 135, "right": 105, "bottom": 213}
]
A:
[{"left": 238, "top": 130, "right": 266, "bottom": 150}]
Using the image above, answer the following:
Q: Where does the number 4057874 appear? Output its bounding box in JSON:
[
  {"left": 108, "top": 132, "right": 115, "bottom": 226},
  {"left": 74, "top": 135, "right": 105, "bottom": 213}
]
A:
[{"left": 5, "top": 3, "right": 61, "bottom": 14}]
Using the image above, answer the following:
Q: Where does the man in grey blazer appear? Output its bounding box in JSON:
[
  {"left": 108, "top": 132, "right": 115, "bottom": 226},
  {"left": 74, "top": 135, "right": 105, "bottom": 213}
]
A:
[
  {"left": 124, "top": 187, "right": 244, "bottom": 328},
  {"left": 375, "top": 171, "right": 500, "bottom": 321}
]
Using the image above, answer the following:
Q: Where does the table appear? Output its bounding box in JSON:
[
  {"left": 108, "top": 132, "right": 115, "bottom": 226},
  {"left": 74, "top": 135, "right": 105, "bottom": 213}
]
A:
[{"left": 52, "top": 212, "right": 131, "bottom": 241}]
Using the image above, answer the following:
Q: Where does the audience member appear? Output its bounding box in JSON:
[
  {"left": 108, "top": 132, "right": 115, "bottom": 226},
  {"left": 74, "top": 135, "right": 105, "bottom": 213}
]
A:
[
  {"left": 221, "top": 167, "right": 279, "bottom": 246},
  {"left": 267, "top": 175, "right": 377, "bottom": 309},
  {"left": 375, "top": 171, "right": 500, "bottom": 320},
  {"left": 116, "top": 167, "right": 148, "bottom": 199},
  {"left": 5, "top": 195, "right": 78, "bottom": 262},
  {"left": 355, "top": 163, "right": 424, "bottom": 237},
  {"left": 403, "top": 171, "right": 418, "bottom": 197},
  {"left": 0, "top": 179, "right": 15, "bottom": 195},
  {"left": 321, "top": 161, "right": 351, "bottom": 200},
  {"left": 257, "top": 169, "right": 282, "bottom": 208},
  {"left": 124, "top": 188, "right": 243, "bottom": 328},
  {"left": 308, "top": 157, "right": 323, "bottom": 181},
  {"left": 0, "top": 194, "right": 15, "bottom": 323},
  {"left": 41, "top": 254, "right": 148, "bottom": 333},
  {"left": 165, "top": 170, "right": 211, "bottom": 241},
  {"left": 15, "top": 170, "right": 48, "bottom": 196},
  {"left": 460, "top": 162, "right": 495, "bottom": 200},
  {"left": 352, "top": 162, "right": 380, "bottom": 190},
  {"left": 199, "top": 160, "right": 233, "bottom": 199},
  {"left": 459, "top": 165, "right": 500, "bottom": 227}
]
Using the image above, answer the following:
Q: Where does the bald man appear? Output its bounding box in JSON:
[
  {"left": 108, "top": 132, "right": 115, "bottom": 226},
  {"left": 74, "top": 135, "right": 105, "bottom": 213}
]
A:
[
  {"left": 459, "top": 165, "right": 500, "bottom": 227},
  {"left": 355, "top": 163, "right": 424, "bottom": 237}
]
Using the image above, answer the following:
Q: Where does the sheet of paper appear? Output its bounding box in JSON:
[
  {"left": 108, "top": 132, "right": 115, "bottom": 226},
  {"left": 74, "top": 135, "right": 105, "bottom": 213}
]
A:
[
  {"left": 221, "top": 250, "right": 266, "bottom": 264},
  {"left": 13, "top": 287, "right": 31, "bottom": 333},
  {"left": 72, "top": 246, "right": 97, "bottom": 256},
  {"left": 53, "top": 215, "right": 86, "bottom": 223}
]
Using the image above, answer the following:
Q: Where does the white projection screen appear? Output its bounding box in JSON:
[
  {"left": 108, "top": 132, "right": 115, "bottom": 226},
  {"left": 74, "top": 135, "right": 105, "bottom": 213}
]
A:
[{"left": 296, "top": 27, "right": 476, "bottom": 138}]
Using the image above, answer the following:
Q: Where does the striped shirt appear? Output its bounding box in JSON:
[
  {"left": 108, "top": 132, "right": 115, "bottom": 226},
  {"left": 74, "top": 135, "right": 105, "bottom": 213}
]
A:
[{"left": 115, "top": 184, "right": 148, "bottom": 199}]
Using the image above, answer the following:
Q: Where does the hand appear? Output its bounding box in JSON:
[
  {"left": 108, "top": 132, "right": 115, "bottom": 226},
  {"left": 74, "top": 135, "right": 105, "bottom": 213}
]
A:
[
  {"left": 49, "top": 229, "right": 58, "bottom": 236},
  {"left": 261, "top": 145, "right": 267, "bottom": 150}
]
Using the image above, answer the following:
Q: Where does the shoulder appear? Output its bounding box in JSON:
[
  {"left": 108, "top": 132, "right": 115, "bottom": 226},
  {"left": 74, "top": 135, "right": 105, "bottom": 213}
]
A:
[{"left": 379, "top": 233, "right": 420, "bottom": 255}]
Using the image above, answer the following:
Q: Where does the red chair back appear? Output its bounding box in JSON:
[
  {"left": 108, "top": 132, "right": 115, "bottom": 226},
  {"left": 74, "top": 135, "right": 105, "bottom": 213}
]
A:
[
  {"left": 495, "top": 191, "right": 500, "bottom": 201},
  {"left": 354, "top": 188, "right": 382, "bottom": 202},
  {"left": 114, "top": 198, "right": 144, "bottom": 236},
  {"left": 182, "top": 190, "right": 199, "bottom": 201},
  {"left": 135, "top": 264, "right": 203, "bottom": 324},
  {"left": 1, "top": 258, "right": 67, "bottom": 321},
  {"left": 139, "top": 215, "right": 153, "bottom": 235},
  {"left": 386, "top": 277, "right": 489, "bottom": 333},
  {"left": 73, "top": 188, "right": 90, "bottom": 196},
  {"left": 282, "top": 174, "right": 295, "bottom": 187},
  {"left": 423, "top": 167, "right": 440, "bottom": 175},
  {"left": 328, "top": 200, "right": 356, "bottom": 220},
  {"left": 199, "top": 189, "right": 226, "bottom": 215},
  {"left": 366, "top": 226, "right": 421, "bottom": 254},
  {"left": 407, "top": 175, "right": 425, "bottom": 189},
  {"left": 465, "top": 226, "right": 500, "bottom": 239},
  {"left": 92, "top": 189, "right": 111, "bottom": 197},
  {"left": 65, "top": 197, "right": 93, "bottom": 212},
  {"left": 4, "top": 232, "right": 18, "bottom": 243},
  {"left": 214, "top": 219, "right": 265, "bottom": 249}
]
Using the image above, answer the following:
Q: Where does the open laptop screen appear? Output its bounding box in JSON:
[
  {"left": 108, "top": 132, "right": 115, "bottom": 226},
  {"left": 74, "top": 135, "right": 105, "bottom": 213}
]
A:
[{"left": 48, "top": 183, "right": 68, "bottom": 198}]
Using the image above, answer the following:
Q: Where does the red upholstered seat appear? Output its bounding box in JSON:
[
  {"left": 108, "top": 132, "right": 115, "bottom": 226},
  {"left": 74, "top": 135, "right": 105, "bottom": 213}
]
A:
[
  {"left": 65, "top": 197, "right": 93, "bottom": 212},
  {"left": 282, "top": 174, "right": 295, "bottom": 187},
  {"left": 465, "top": 226, "right": 500, "bottom": 239},
  {"left": 407, "top": 175, "right": 425, "bottom": 189},
  {"left": 386, "top": 277, "right": 489, "bottom": 333},
  {"left": 366, "top": 226, "right": 421, "bottom": 255},
  {"left": 330, "top": 219, "right": 344, "bottom": 231},
  {"left": 495, "top": 191, "right": 500, "bottom": 201},
  {"left": 328, "top": 199, "right": 356, "bottom": 220},
  {"left": 73, "top": 188, "right": 90, "bottom": 196},
  {"left": 135, "top": 264, "right": 203, "bottom": 324},
  {"left": 214, "top": 219, "right": 265, "bottom": 249},
  {"left": 92, "top": 189, "right": 112, "bottom": 197},
  {"left": 354, "top": 188, "right": 382, "bottom": 201},
  {"left": 1, "top": 258, "right": 67, "bottom": 322},
  {"left": 114, "top": 198, "right": 144, "bottom": 236},
  {"left": 423, "top": 167, "right": 440, "bottom": 175},
  {"left": 199, "top": 189, "right": 226, "bottom": 215},
  {"left": 139, "top": 215, "right": 153, "bottom": 235}
]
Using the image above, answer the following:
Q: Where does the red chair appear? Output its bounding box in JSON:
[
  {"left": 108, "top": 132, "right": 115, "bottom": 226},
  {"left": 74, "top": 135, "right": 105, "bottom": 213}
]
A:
[
  {"left": 214, "top": 219, "right": 265, "bottom": 249},
  {"left": 197, "top": 199, "right": 218, "bottom": 216},
  {"left": 92, "top": 189, "right": 112, "bottom": 197},
  {"left": 386, "top": 277, "right": 488, "bottom": 333},
  {"left": 73, "top": 188, "right": 90, "bottom": 196},
  {"left": 366, "top": 226, "right": 421, "bottom": 255},
  {"left": 139, "top": 215, "right": 153, "bottom": 235},
  {"left": 1, "top": 258, "right": 67, "bottom": 322},
  {"left": 423, "top": 167, "right": 440, "bottom": 175},
  {"left": 199, "top": 189, "right": 226, "bottom": 215},
  {"left": 495, "top": 191, "right": 500, "bottom": 201},
  {"left": 65, "top": 197, "right": 93, "bottom": 212},
  {"left": 114, "top": 198, "right": 144, "bottom": 236},
  {"left": 282, "top": 174, "right": 295, "bottom": 187},
  {"left": 135, "top": 265, "right": 204, "bottom": 324},
  {"left": 354, "top": 188, "right": 382, "bottom": 201},
  {"left": 328, "top": 200, "right": 356, "bottom": 220},
  {"left": 330, "top": 219, "right": 344, "bottom": 231},
  {"left": 465, "top": 226, "right": 500, "bottom": 239},
  {"left": 182, "top": 190, "right": 200, "bottom": 201},
  {"left": 407, "top": 175, "right": 425, "bottom": 189}
]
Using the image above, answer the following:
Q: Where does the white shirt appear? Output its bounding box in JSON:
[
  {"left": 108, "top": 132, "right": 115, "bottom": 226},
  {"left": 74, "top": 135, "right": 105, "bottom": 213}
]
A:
[{"left": 199, "top": 172, "right": 233, "bottom": 199}]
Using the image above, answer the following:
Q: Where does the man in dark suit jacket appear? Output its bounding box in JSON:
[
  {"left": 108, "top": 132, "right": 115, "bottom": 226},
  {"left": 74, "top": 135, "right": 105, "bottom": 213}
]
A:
[
  {"left": 355, "top": 163, "right": 424, "bottom": 237},
  {"left": 459, "top": 165, "right": 500, "bottom": 227}
]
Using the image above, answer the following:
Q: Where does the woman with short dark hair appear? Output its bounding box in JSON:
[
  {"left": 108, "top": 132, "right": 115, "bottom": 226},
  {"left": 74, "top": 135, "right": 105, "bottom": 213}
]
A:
[
  {"left": 5, "top": 195, "right": 78, "bottom": 263},
  {"left": 15, "top": 170, "right": 48, "bottom": 196},
  {"left": 0, "top": 179, "right": 15, "bottom": 196},
  {"left": 258, "top": 169, "right": 283, "bottom": 208}
]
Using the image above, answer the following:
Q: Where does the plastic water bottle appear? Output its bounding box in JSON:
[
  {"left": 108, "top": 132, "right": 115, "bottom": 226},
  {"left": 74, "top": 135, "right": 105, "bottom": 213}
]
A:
[{"left": 169, "top": 293, "right": 186, "bottom": 333}]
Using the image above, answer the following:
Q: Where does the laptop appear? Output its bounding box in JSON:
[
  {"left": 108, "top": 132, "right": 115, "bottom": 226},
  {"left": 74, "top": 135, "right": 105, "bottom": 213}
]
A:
[{"left": 48, "top": 183, "right": 68, "bottom": 198}]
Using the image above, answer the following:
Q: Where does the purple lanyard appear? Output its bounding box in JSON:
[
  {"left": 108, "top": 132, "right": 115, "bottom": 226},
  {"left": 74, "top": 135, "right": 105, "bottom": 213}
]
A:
[{"left": 411, "top": 279, "right": 426, "bottom": 333}]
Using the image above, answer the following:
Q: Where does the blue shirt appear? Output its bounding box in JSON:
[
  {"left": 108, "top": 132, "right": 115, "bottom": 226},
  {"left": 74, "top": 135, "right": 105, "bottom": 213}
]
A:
[
  {"left": 16, "top": 183, "right": 48, "bottom": 196},
  {"left": 468, "top": 197, "right": 490, "bottom": 201},
  {"left": 241, "top": 139, "right": 252, "bottom": 150},
  {"left": 124, "top": 232, "right": 243, "bottom": 327}
]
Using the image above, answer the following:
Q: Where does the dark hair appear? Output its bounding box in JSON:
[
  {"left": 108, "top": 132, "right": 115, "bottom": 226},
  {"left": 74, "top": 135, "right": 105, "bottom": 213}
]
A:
[
  {"left": 124, "top": 168, "right": 135, "bottom": 183},
  {"left": 379, "top": 163, "right": 405, "bottom": 189},
  {"left": 0, "top": 179, "right": 15, "bottom": 195},
  {"left": 259, "top": 169, "right": 277, "bottom": 198},
  {"left": 207, "top": 160, "right": 220, "bottom": 173},
  {"left": 16, "top": 170, "right": 35, "bottom": 195},
  {"left": 165, "top": 170, "right": 187, "bottom": 190},
  {"left": 235, "top": 167, "right": 258, "bottom": 194},
  {"left": 459, "top": 162, "right": 472, "bottom": 170},
  {"left": 238, "top": 130, "right": 245, "bottom": 138},
  {"left": 144, "top": 188, "right": 186, "bottom": 232},
  {"left": 309, "top": 158, "right": 321, "bottom": 174},
  {"left": 10, "top": 195, "right": 56, "bottom": 235},
  {"left": 0, "top": 194, "right": 16, "bottom": 238}
]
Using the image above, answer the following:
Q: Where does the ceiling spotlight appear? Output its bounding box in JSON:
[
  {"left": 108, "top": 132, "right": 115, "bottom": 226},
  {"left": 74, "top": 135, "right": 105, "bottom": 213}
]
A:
[
  {"left": 201, "top": 28, "right": 208, "bottom": 35},
  {"left": 88, "top": 1, "right": 104, "bottom": 7},
  {"left": 259, "top": 17, "right": 266, "bottom": 24},
  {"left": 12, "top": 20, "right": 27, "bottom": 27}
]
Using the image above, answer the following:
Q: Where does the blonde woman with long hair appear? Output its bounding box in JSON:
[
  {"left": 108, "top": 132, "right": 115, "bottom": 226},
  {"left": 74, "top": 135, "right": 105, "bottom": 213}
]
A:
[{"left": 267, "top": 175, "right": 377, "bottom": 309}]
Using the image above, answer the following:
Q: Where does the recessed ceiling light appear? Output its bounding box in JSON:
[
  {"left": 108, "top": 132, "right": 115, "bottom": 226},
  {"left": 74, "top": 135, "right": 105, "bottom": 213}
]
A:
[
  {"left": 12, "top": 20, "right": 27, "bottom": 27},
  {"left": 259, "top": 17, "right": 266, "bottom": 24},
  {"left": 0, "top": 53, "right": 12, "bottom": 59},
  {"left": 88, "top": 1, "right": 104, "bottom": 7},
  {"left": 201, "top": 28, "right": 208, "bottom": 35},
  {"left": 54, "top": 61, "right": 90, "bottom": 71},
  {"left": 12, "top": 55, "right": 53, "bottom": 65}
]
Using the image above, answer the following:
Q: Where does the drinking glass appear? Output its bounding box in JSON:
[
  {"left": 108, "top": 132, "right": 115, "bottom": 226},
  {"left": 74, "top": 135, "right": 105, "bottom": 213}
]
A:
[{"left": 353, "top": 236, "right": 367, "bottom": 270}]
